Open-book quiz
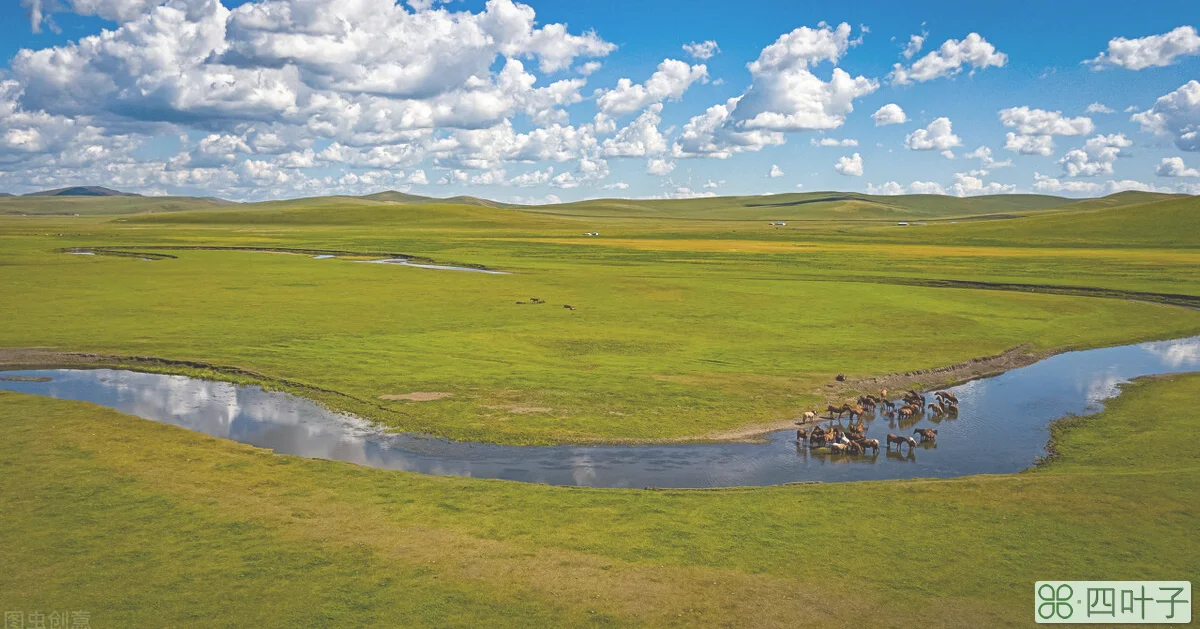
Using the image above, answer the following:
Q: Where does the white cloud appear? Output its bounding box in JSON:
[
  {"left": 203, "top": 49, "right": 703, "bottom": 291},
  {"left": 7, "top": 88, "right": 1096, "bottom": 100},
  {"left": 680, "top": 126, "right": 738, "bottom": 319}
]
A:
[
  {"left": 595, "top": 58, "right": 708, "bottom": 116},
  {"left": 683, "top": 40, "right": 720, "bottom": 60},
  {"left": 646, "top": 157, "right": 674, "bottom": 176},
  {"left": 1131, "top": 80, "right": 1200, "bottom": 151},
  {"left": 872, "top": 103, "right": 907, "bottom": 126},
  {"left": 1058, "top": 133, "right": 1132, "bottom": 177},
  {"left": 1156, "top": 156, "right": 1200, "bottom": 177},
  {"left": 950, "top": 172, "right": 1015, "bottom": 197},
  {"left": 601, "top": 103, "right": 668, "bottom": 157},
  {"left": 999, "top": 107, "right": 1095, "bottom": 155},
  {"left": 1085, "top": 102, "right": 1115, "bottom": 114},
  {"left": 905, "top": 117, "right": 961, "bottom": 153},
  {"left": 1087, "top": 26, "right": 1200, "bottom": 70},
  {"left": 576, "top": 61, "right": 602, "bottom": 76},
  {"left": 890, "top": 33, "right": 1007, "bottom": 84},
  {"left": 866, "top": 181, "right": 905, "bottom": 195},
  {"left": 810, "top": 137, "right": 858, "bottom": 147},
  {"left": 866, "top": 179, "right": 945, "bottom": 195},
  {"left": 671, "top": 96, "right": 785, "bottom": 158},
  {"left": 703, "top": 179, "right": 723, "bottom": 188},
  {"left": 768, "top": 164, "right": 784, "bottom": 178},
  {"left": 21, "top": 0, "right": 167, "bottom": 32},
  {"left": 1033, "top": 172, "right": 1163, "bottom": 196},
  {"left": 1004, "top": 132, "right": 1055, "bottom": 156},
  {"left": 902, "top": 33, "right": 925, "bottom": 60},
  {"left": 834, "top": 152, "right": 863, "bottom": 176},
  {"left": 965, "top": 145, "right": 1013, "bottom": 168},
  {"left": 729, "top": 22, "right": 878, "bottom": 132}
]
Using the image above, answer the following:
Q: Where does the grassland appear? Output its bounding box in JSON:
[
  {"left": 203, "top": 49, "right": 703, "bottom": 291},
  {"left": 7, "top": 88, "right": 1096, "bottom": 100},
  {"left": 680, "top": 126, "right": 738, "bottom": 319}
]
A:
[
  {"left": 2, "top": 190, "right": 1198, "bottom": 626},
  {"left": 1, "top": 192, "right": 1198, "bottom": 443},
  {"left": 2, "top": 372, "right": 1197, "bottom": 627}
]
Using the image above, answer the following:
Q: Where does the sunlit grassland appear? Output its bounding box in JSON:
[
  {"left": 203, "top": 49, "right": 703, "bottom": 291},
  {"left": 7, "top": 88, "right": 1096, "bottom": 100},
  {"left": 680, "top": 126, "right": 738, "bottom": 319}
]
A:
[
  {"left": 1, "top": 195, "right": 1199, "bottom": 443},
  {"left": 1, "top": 373, "right": 1196, "bottom": 627}
]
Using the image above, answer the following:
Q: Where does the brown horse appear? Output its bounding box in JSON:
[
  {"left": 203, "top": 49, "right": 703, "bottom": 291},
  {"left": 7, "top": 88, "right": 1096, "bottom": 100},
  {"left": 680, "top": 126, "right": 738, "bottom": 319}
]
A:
[
  {"left": 845, "top": 441, "right": 863, "bottom": 455},
  {"left": 829, "top": 443, "right": 848, "bottom": 454},
  {"left": 897, "top": 406, "right": 915, "bottom": 420},
  {"left": 801, "top": 409, "right": 817, "bottom": 423},
  {"left": 913, "top": 428, "right": 938, "bottom": 443},
  {"left": 859, "top": 438, "right": 880, "bottom": 454},
  {"left": 937, "top": 391, "right": 958, "bottom": 404},
  {"left": 887, "top": 433, "right": 917, "bottom": 450},
  {"left": 927, "top": 403, "right": 944, "bottom": 416}
]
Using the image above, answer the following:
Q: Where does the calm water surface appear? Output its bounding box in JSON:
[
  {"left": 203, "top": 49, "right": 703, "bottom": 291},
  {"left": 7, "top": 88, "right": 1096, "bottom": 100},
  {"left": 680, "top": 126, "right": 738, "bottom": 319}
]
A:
[{"left": 2, "top": 336, "right": 1197, "bottom": 488}]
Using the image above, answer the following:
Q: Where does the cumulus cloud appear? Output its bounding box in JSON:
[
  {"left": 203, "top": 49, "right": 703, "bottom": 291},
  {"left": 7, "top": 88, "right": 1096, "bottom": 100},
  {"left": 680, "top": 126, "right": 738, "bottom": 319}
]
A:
[
  {"left": 670, "top": 96, "right": 785, "bottom": 158},
  {"left": 950, "top": 172, "right": 1015, "bottom": 196},
  {"left": 1000, "top": 106, "right": 1094, "bottom": 155},
  {"left": 901, "top": 33, "right": 925, "bottom": 59},
  {"left": 1156, "top": 156, "right": 1200, "bottom": 177},
  {"left": 683, "top": 40, "right": 720, "bottom": 60},
  {"left": 1058, "top": 134, "right": 1132, "bottom": 177},
  {"left": 866, "top": 179, "right": 944, "bottom": 195},
  {"left": 728, "top": 22, "right": 878, "bottom": 132},
  {"left": 1131, "top": 80, "right": 1200, "bottom": 151},
  {"left": 22, "top": 0, "right": 167, "bottom": 32},
  {"left": 834, "top": 152, "right": 863, "bottom": 176},
  {"left": 768, "top": 164, "right": 784, "bottom": 178},
  {"left": 1032, "top": 172, "right": 1162, "bottom": 196},
  {"left": 646, "top": 157, "right": 674, "bottom": 176},
  {"left": 872, "top": 103, "right": 907, "bottom": 126},
  {"left": 889, "top": 33, "right": 1007, "bottom": 84},
  {"left": 904, "top": 117, "right": 961, "bottom": 154},
  {"left": 595, "top": 59, "right": 708, "bottom": 117},
  {"left": 1087, "top": 26, "right": 1200, "bottom": 70},
  {"left": 703, "top": 179, "right": 723, "bottom": 188},
  {"left": 810, "top": 137, "right": 858, "bottom": 146},
  {"left": 964, "top": 145, "right": 1012, "bottom": 168},
  {"left": 601, "top": 103, "right": 668, "bottom": 156},
  {"left": 1085, "top": 102, "right": 1115, "bottom": 114}
]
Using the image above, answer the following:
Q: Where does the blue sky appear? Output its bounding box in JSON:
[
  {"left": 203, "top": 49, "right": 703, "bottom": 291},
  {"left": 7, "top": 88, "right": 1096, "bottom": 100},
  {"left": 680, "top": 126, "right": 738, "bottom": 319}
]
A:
[{"left": 1, "top": 0, "right": 1198, "bottom": 201}]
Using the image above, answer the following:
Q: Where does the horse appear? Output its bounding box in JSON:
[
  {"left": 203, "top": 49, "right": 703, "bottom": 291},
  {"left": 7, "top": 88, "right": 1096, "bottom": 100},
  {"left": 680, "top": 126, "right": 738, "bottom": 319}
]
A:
[
  {"left": 563, "top": 305, "right": 576, "bottom": 310},
  {"left": 913, "top": 428, "right": 937, "bottom": 443},
  {"left": 845, "top": 441, "right": 863, "bottom": 456},
  {"left": 859, "top": 438, "right": 880, "bottom": 454},
  {"left": 880, "top": 388, "right": 888, "bottom": 399},
  {"left": 829, "top": 443, "right": 848, "bottom": 454},
  {"left": 937, "top": 391, "right": 958, "bottom": 404},
  {"left": 801, "top": 409, "right": 817, "bottom": 423},
  {"left": 796, "top": 429, "right": 809, "bottom": 441},
  {"left": 881, "top": 399, "right": 896, "bottom": 411},
  {"left": 826, "top": 404, "right": 845, "bottom": 419},
  {"left": 897, "top": 406, "right": 915, "bottom": 420},
  {"left": 927, "top": 403, "right": 944, "bottom": 416},
  {"left": 887, "top": 433, "right": 917, "bottom": 450}
]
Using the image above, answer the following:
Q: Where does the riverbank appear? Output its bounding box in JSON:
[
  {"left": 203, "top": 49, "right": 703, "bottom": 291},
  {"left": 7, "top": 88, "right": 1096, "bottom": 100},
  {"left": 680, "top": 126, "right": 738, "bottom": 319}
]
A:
[{"left": 1, "top": 372, "right": 1195, "bottom": 627}]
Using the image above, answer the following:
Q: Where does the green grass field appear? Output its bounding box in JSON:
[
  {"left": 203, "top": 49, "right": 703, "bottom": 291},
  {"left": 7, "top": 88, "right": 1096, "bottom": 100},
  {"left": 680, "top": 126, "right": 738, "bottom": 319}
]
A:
[{"left": 1, "top": 191, "right": 1198, "bottom": 626}]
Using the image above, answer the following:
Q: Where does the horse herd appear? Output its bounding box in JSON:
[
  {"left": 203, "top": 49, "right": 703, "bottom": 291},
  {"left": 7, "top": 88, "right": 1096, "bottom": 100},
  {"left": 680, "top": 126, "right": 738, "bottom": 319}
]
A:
[{"left": 796, "top": 388, "right": 960, "bottom": 455}]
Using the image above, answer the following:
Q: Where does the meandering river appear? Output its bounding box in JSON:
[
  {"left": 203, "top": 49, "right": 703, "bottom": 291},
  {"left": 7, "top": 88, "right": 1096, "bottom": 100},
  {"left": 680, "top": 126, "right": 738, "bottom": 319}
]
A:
[{"left": 2, "top": 336, "right": 1197, "bottom": 487}]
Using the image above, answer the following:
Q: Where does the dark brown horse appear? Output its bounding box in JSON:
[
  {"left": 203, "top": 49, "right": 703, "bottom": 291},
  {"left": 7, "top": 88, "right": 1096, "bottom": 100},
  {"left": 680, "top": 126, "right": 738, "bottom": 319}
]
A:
[
  {"left": 913, "top": 428, "right": 938, "bottom": 443},
  {"left": 859, "top": 438, "right": 880, "bottom": 454},
  {"left": 887, "top": 433, "right": 917, "bottom": 450}
]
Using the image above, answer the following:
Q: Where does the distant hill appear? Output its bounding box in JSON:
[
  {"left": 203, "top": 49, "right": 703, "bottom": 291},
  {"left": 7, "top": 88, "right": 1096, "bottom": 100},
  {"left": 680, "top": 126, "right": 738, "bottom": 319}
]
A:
[
  {"left": 362, "top": 190, "right": 517, "bottom": 209},
  {"left": 23, "top": 186, "right": 141, "bottom": 197},
  {"left": 0, "top": 195, "right": 234, "bottom": 216},
  {"left": 517, "top": 191, "right": 1074, "bottom": 221}
]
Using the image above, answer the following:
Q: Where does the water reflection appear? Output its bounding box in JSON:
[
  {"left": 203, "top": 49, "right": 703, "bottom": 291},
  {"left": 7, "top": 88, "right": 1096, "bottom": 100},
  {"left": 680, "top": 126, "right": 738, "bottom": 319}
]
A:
[{"left": 1, "top": 335, "right": 1198, "bottom": 488}]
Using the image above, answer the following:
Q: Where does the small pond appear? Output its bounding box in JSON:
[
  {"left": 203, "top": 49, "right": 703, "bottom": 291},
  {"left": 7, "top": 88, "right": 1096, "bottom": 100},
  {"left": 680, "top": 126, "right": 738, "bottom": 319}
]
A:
[{"left": 1, "top": 336, "right": 1197, "bottom": 488}]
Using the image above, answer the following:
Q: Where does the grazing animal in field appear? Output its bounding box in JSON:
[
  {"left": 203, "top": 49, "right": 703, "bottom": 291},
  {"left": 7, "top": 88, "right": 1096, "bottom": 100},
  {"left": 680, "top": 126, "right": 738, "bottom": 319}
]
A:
[
  {"left": 859, "top": 438, "right": 880, "bottom": 454},
  {"left": 802, "top": 410, "right": 817, "bottom": 423},
  {"left": 887, "top": 433, "right": 917, "bottom": 450},
  {"left": 530, "top": 297, "right": 545, "bottom": 304},
  {"left": 826, "top": 404, "right": 845, "bottom": 419},
  {"left": 835, "top": 373, "right": 846, "bottom": 382},
  {"left": 914, "top": 428, "right": 938, "bottom": 443},
  {"left": 516, "top": 301, "right": 527, "bottom": 304},
  {"left": 880, "top": 388, "right": 888, "bottom": 398},
  {"left": 563, "top": 305, "right": 576, "bottom": 310}
]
